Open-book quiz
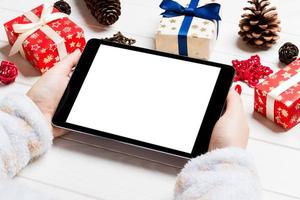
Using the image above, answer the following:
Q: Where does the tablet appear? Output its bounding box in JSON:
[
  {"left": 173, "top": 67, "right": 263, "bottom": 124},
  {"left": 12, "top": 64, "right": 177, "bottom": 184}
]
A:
[{"left": 52, "top": 39, "right": 235, "bottom": 158}]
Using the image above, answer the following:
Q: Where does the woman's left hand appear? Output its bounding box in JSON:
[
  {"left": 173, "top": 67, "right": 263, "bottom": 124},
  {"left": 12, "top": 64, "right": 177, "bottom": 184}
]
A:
[{"left": 27, "top": 49, "right": 81, "bottom": 137}]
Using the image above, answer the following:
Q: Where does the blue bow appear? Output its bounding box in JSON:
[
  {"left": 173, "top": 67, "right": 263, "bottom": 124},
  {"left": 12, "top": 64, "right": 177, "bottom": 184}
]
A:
[
  {"left": 160, "top": 0, "right": 221, "bottom": 20},
  {"left": 159, "top": 0, "right": 221, "bottom": 56}
]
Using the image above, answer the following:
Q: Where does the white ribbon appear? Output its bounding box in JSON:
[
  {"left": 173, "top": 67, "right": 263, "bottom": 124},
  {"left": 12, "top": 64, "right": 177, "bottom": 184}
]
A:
[
  {"left": 9, "top": 3, "right": 68, "bottom": 58},
  {"left": 266, "top": 72, "right": 300, "bottom": 121}
]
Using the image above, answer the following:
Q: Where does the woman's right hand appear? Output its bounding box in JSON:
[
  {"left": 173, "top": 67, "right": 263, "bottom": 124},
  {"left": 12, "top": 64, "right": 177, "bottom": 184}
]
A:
[{"left": 208, "top": 88, "right": 249, "bottom": 151}]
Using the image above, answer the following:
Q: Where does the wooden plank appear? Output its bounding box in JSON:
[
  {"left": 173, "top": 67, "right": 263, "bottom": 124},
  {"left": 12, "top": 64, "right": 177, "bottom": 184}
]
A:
[
  {"left": 18, "top": 135, "right": 300, "bottom": 199},
  {"left": 14, "top": 177, "right": 100, "bottom": 200}
]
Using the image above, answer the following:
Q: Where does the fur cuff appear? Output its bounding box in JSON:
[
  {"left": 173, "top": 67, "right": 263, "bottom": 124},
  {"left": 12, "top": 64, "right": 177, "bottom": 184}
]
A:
[{"left": 174, "top": 148, "right": 261, "bottom": 200}]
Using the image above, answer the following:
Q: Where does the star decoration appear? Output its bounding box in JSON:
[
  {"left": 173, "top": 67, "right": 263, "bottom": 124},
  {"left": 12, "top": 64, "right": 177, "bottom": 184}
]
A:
[
  {"left": 171, "top": 27, "right": 177, "bottom": 31},
  {"left": 70, "top": 42, "right": 75, "bottom": 48},
  {"left": 200, "top": 27, "right": 206, "bottom": 32},
  {"left": 63, "top": 27, "right": 72, "bottom": 33},
  {"left": 291, "top": 115, "right": 297, "bottom": 123},
  {"left": 257, "top": 106, "right": 263, "bottom": 113},
  {"left": 282, "top": 72, "right": 292, "bottom": 79},
  {"left": 160, "top": 24, "right": 166, "bottom": 29},
  {"left": 191, "top": 25, "right": 198, "bottom": 29},
  {"left": 284, "top": 66, "right": 291, "bottom": 71},
  {"left": 52, "top": 21, "right": 61, "bottom": 28},
  {"left": 76, "top": 32, "right": 83, "bottom": 39},
  {"left": 203, "top": 21, "right": 209, "bottom": 25},
  {"left": 76, "top": 42, "right": 82, "bottom": 48},
  {"left": 30, "top": 44, "right": 41, "bottom": 51},
  {"left": 40, "top": 48, "right": 47, "bottom": 53},
  {"left": 41, "top": 67, "right": 49, "bottom": 74},
  {"left": 49, "top": 44, "right": 57, "bottom": 52},
  {"left": 43, "top": 55, "right": 54, "bottom": 64},
  {"left": 37, "top": 39, "right": 43, "bottom": 44},
  {"left": 64, "top": 20, "right": 71, "bottom": 25},
  {"left": 33, "top": 53, "right": 40, "bottom": 61},
  {"left": 170, "top": 19, "right": 176, "bottom": 23},
  {"left": 66, "top": 34, "right": 73, "bottom": 39},
  {"left": 281, "top": 109, "right": 289, "bottom": 117}
]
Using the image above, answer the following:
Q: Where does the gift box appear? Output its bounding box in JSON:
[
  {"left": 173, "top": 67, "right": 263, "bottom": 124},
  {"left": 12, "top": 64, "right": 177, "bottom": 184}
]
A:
[
  {"left": 155, "top": 0, "right": 221, "bottom": 59},
  {"left": 4, "top": 4, "right": 86, "bottom": 73},
  {"left": 254, "top": 59, "right": 300, "bottom": 129}
]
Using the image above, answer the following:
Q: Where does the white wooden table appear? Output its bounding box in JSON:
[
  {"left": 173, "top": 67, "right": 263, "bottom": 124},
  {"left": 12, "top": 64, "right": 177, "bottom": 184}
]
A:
[{"left": 1, "top": 0, "right": 300, "bottom": 199}]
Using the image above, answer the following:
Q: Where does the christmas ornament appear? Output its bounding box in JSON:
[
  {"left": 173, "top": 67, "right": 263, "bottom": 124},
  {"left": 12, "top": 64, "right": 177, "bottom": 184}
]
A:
[
  {"left": 54, "top": 0, "right": 71, "bottom": 15},
  {"left": 238, "top": 0, "right": 281, "bottom": 48},
  {"left": 0, "top": 61, "right": 18, "bottom": 85},
  {"left": 232, "top": 55, "right": 273, "bottom": 87},
  {"left": 84, "top": 0, "right": 121, "bottom": 26},
  {"left": 103, "top": 32, "right": 136, "bottom": 46},
  {"left": 279, "top": 42, "right": 299, "bottom": 65}
]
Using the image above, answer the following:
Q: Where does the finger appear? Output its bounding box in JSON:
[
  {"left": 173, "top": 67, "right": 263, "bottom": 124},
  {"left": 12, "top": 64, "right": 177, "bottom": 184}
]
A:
[
  {"left": 223, "top": 89, "right": 244, "bottom": 116},
  {"left": 50, "top": 49, "right": 81, "bottom": 76}
]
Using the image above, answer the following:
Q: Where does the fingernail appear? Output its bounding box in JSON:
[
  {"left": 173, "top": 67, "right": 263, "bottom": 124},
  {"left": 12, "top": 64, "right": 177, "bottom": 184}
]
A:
[{"left": 234, "top": 84, "right": 242, "bottom": 95}]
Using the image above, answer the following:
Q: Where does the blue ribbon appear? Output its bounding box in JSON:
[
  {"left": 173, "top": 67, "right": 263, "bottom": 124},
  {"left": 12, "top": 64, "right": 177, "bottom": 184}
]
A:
[{"left": 159, "top": 0, "right": 221, "bottom": 56}]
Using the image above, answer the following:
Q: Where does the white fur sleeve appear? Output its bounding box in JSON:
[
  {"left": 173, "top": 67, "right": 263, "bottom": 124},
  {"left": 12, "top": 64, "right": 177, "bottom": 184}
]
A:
[
  {"left": 174, "top": 148, "right": 262, "bottom": 200},
  {"left": 0, "top": 94, "right": 53, "bottom": 179}
]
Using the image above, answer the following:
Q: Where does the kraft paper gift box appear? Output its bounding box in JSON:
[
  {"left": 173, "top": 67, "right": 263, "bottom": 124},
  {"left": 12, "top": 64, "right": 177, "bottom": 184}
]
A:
[
  {"left": 4, "top": 4, "right": 86, "bottom": 73},
  {"left": 254, "top": 59, "right": 300, "bottom": 129},
  {"left": 155, "top": 0, "right": 221, "bottom": 59}
]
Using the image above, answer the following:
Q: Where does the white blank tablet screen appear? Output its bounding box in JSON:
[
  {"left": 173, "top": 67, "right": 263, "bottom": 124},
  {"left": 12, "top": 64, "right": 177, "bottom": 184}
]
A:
[{"left": 66, "top": 45, "right": 221, "bottom": 153}]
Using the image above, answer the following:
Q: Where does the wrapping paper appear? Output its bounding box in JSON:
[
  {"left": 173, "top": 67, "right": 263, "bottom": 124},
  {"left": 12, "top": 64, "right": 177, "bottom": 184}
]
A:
[
  {"left": 254, "top": 59, "right": 300, "bottom": 129},
  {"left": 155, "top": 0, "right": 220, "bottom": 59},
  {"left": 4, "top": 4, "right": 86, "bottom": 73}
]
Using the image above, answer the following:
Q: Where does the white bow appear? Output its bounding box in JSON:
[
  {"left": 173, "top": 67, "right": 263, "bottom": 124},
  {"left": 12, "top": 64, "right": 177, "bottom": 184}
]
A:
[{"left": 9, "top": 4, "right": 68, "bottom": 56}]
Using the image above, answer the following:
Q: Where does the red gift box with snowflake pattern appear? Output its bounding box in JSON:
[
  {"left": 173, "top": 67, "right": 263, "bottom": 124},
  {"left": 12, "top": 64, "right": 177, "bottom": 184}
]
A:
[
  {"left": 254, "top": 59, "right": 300, "bottom": 129},
  {"left": 4, "top": 4, "right": 86, "bottom": 73}
]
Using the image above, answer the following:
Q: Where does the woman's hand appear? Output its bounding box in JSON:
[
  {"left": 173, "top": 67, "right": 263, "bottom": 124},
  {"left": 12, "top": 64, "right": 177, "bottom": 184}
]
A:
[
  {"left": 209, "top": 88, "right": 249, "bottom": 151},
  {"left": 27, "top": 49, "right": 81, "bottom": 137}
]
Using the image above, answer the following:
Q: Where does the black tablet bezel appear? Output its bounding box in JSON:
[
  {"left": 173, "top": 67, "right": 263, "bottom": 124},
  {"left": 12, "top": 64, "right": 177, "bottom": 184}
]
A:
[{"left": 52, "top": 39, "right": 235, "bottom": 158}]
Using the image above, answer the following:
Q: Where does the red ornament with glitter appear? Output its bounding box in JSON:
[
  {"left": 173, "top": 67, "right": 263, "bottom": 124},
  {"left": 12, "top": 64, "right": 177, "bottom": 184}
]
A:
[
  {"left": 232, "top": 55, "right": 273, "bottom": 87},
  {"left": 0, "top": 61, "right": 18, "bottom": 85},
  {"left": 254, "top": 58, "right": 300, "bottom": 129},
  {"left": 4, "top": 4, "right": 86, "bottom": 73}
]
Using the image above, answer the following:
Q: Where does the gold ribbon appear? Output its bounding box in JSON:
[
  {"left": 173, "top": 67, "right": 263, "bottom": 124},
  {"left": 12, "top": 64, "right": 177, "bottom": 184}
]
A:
[{"left": 9, "top": 3, "right": 68, "bottom": 58}]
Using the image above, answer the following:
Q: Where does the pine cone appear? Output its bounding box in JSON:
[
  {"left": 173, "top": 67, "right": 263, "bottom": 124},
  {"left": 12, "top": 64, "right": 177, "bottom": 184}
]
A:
[
  {"left": 54, "top": 0, "right": 71, "bottom": 15},
  {"left": 84, "top": 0, "right": 121, "bottom": 26},
  {"left": 238, "top": 0, "right": 281, "bottom": 48}
]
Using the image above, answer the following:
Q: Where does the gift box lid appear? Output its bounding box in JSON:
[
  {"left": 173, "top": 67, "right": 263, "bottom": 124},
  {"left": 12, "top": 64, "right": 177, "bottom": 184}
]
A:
[{"left": 255, "top": 59, "right": 300, "bottom": 108}]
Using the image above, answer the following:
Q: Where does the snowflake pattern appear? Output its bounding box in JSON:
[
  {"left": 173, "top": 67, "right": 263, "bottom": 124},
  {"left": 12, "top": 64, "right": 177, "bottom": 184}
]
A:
[
  {"left": 52, "top": 21, "right": 61, "bottom": 28},
  {"left": 31, "top": 44, "right": 41, "bottom": 51},
  {"left": 43, "top": 55, "right": 54, "bottom": 64}
]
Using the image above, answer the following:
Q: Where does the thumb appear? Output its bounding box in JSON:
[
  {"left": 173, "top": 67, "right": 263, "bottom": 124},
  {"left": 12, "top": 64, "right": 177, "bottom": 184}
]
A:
[
  {"left": 50, "top": 49, "right": 81, "bottom": 76},
  {"left": 223, "top": 89, "right": 244, "bottom": 117}
]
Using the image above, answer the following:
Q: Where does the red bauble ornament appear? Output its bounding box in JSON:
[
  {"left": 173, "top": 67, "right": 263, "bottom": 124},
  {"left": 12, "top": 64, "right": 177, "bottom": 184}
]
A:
[
  {"left": 232, "top": 55, "right": 273, "bottom": 87},
  {"left": 0, "top": 61, "right": 18, "bottom": 85}
]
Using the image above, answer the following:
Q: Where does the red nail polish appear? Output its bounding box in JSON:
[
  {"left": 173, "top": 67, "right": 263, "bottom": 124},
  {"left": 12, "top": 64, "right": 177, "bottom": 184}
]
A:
[{"left": 235, "top": 84, "right": 242, "bottom": 95}]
